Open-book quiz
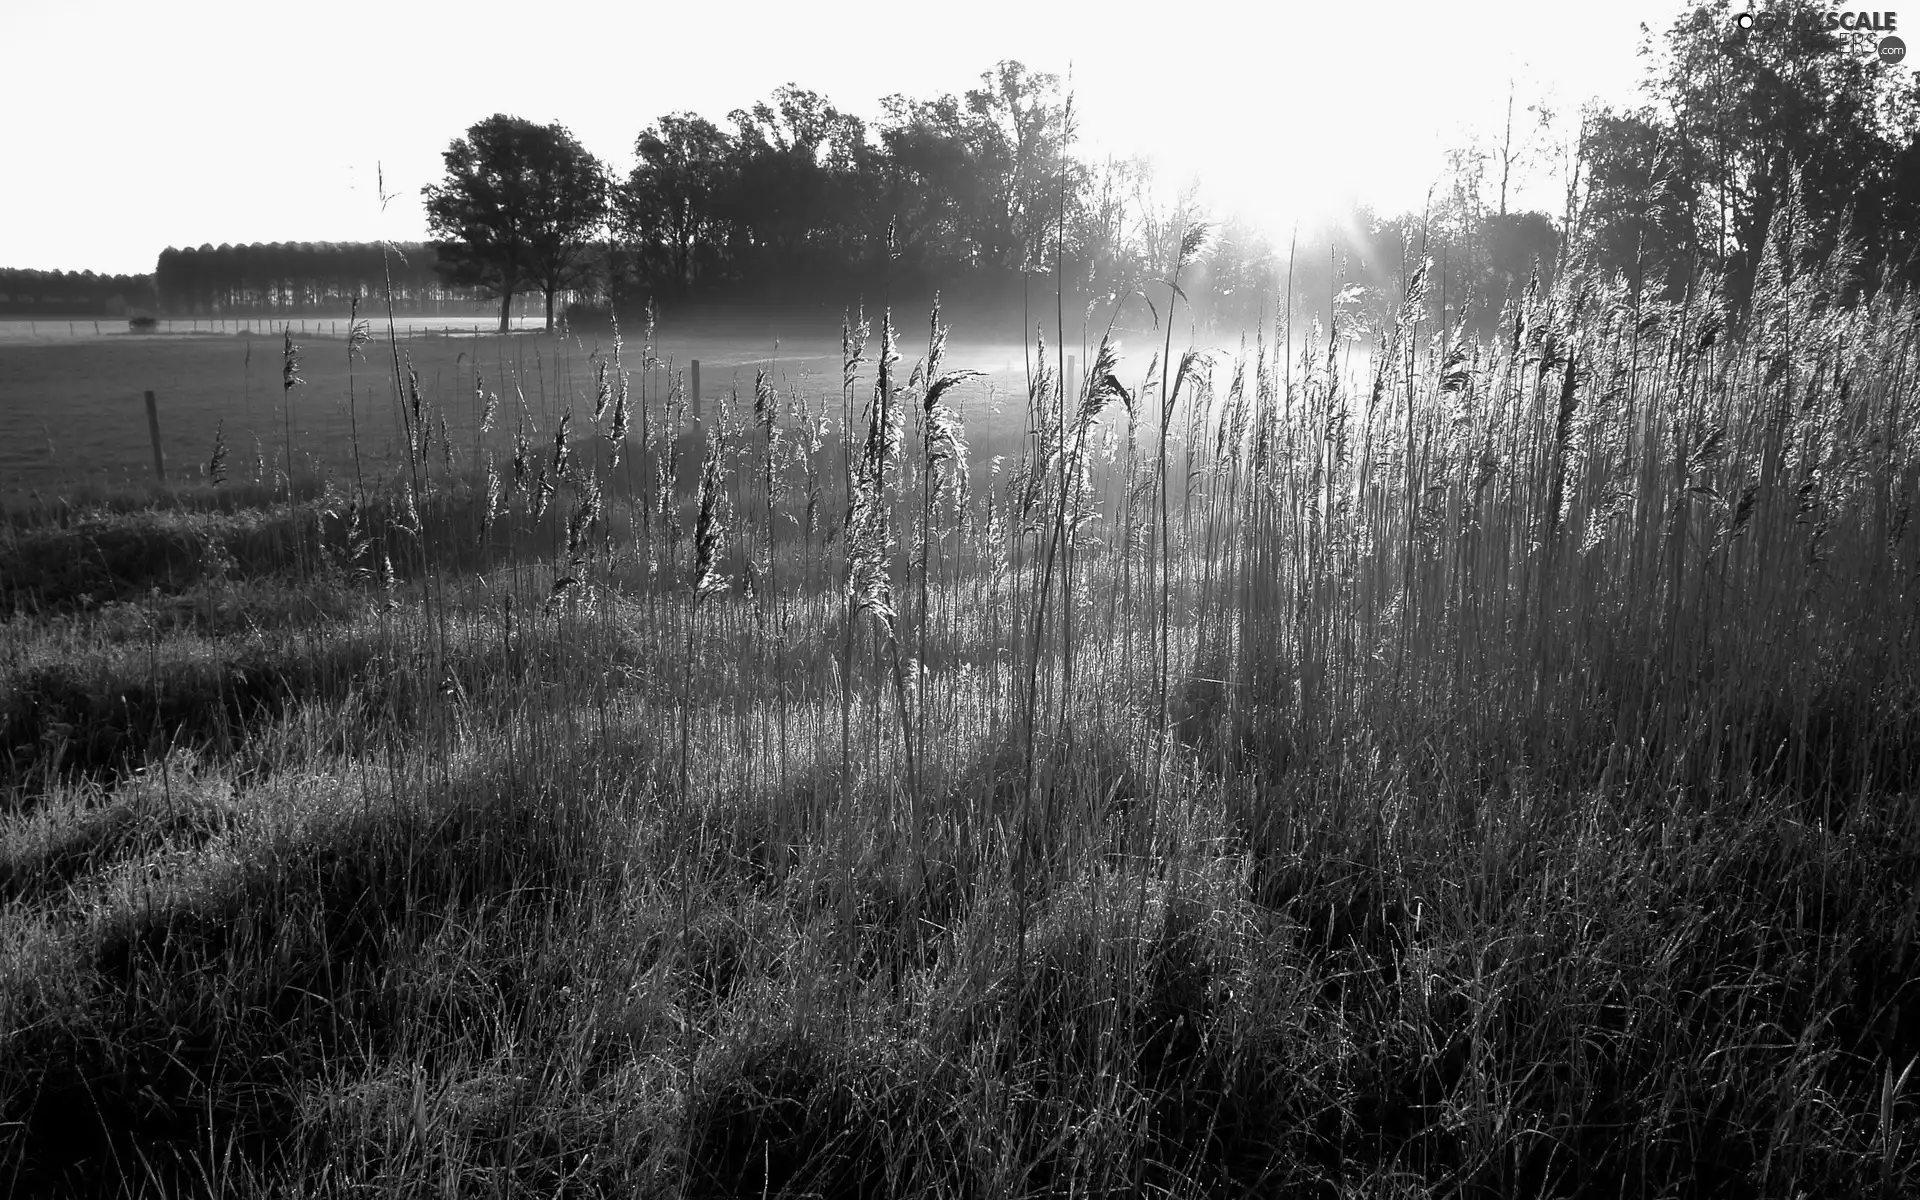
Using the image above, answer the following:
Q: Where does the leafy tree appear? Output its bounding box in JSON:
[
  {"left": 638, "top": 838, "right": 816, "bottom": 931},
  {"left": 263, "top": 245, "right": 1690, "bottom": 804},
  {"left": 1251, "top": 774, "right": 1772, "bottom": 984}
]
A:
[
  {"left": 962, "top": 62, "right": 1075, "bottom": 272},
  {"left": 1575, "top": 105, "right": 1705, "bottom": 304},
  {"left": 1068, "top": 154, "right": 1155, "bottom": 321},
  {"left": 724, "top": 86, "right": 874, "bottom": 283},
  {"left": 876, "top": 92, "right": 986, "bottom": 271},
  {"left": 1576, "top": 0, "right": 1919, "bottom": 308},
  {"left": 1673, "top": 0, "right": 1905, "bottom": 302},
  {"left": 620, "top": 113, "right": 734, "bottom": 293},
  {"left": 423, "top": 114, "right": 610, "bottom": 331},
  {"left": 603, "top": 63, "right": 1115, "bottom": 310}
]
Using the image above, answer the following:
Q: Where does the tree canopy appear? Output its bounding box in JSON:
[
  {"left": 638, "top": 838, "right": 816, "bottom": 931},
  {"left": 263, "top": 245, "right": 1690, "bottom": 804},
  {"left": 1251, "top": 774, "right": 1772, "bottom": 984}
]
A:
[
  {"left": 150, "top": 242, "right": 465, "bottom": 314},
  {"left": 404, "top": 17, "right": 1920, "bottom": 337},
  {"left": 1574, "top": 0, "right": 1920, "bottom": 309},
  {"left": 423, "top": 115, "right": 610, "bottom": 331},
  {"left": 605, "top": 63, "right": 1084, "bottom": 313}
]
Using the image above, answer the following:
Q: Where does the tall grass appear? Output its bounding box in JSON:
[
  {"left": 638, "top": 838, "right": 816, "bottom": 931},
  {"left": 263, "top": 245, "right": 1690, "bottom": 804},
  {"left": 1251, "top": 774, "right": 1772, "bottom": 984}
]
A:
[{"left": 3, "top": 199, "right": 1918, "bottom": 1197}]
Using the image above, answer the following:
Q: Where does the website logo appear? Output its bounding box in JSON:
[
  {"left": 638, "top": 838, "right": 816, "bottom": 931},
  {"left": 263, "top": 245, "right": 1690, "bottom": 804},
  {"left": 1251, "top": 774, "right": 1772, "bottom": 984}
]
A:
[{"left": 1733, "top": 5, "right": 1899, "bottom": 34}]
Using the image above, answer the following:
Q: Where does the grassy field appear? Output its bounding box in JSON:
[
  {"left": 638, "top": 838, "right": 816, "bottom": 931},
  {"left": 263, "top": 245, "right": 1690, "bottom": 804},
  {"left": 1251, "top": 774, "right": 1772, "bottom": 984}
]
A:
[
  {"left": 0, "top": 316, "right": 1038, "bottom": 503},
  {"left": 3, "top": 244, "right": 1918, "bottom": 1199}
]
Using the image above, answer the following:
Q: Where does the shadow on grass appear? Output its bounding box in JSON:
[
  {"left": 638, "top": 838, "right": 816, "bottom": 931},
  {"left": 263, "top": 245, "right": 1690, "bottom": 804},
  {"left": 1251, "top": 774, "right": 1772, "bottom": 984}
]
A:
[
  {"left": 684, "top": 1031, "right": 903, "bottom": 1200},
  {"left": 1, "top": 507, "right": 314, "bottom": 613},
  {"left": 0, "top": 763, "right": 239, "bottom": 905},
  {"left": 1, "top": 611, "right": 664, "bottom": 802},
  {"left": 1, "top": 478, "right": 600, "bottom": 615},
  {"left": 0, "top": 757, "right": 630, "bottom": 1198},
  {"left": 0, "top": 639, "right": 443, "bottom": 800}
]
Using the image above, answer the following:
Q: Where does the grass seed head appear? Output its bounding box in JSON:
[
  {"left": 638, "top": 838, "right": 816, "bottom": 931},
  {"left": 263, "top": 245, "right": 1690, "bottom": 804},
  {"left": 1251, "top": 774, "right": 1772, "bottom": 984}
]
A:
[
  {"left": 593, "top": 354, "right": 612, "bottom": 423},
  {"left": 478, "top": 373, "right": 499, "bottom": 433},
  {"left": 482, "top": 459, "right": 503, "bottom": 545},
  {"left": 1074, "top": 335, "right": 1129, "bottom": 442},
  {"left": 693, "top": 442, "right": 729, "bottom": 598},
  {"left": 552, "top": 411, "right": 573, "bottom": 480},
  {"left": 207, "top": 420, "right": 229, "bottom": 486},
  {"left": 281, "top": 331, "right": 303, "bottom": 392},
  {"left": 754, "top": 370, "right": 778, "bottom": 435},
  {"left": 533, "top": 467, "right": 554, "bottom": 522},
  {"left": 1178, "top": 221, "right": 1212, "bottom": 270},
  {"left": 566, "top": 474, "right": 604, "bottom": 563}
]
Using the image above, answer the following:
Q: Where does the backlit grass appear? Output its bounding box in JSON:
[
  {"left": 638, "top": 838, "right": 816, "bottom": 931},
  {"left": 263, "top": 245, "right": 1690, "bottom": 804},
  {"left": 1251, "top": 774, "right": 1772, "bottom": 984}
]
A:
[{"left": 3, "top": 227, "right": 1918, "bottom": 1197}]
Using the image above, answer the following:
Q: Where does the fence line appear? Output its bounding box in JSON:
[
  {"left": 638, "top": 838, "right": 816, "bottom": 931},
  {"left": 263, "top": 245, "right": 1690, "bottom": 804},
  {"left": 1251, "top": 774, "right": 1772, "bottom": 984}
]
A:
[{"left": 0, "top": 317, "right": 548, "bottom": 341}]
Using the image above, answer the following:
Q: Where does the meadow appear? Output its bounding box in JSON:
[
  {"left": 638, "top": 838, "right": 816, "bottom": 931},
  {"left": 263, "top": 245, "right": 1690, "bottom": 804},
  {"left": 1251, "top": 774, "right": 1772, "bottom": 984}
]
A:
[
  {"left": 2, "top": 236, "right": 1918, "bottom": 1199},
  {"left": 0, "top": 316, "right": 1050, "bottom": 503}
]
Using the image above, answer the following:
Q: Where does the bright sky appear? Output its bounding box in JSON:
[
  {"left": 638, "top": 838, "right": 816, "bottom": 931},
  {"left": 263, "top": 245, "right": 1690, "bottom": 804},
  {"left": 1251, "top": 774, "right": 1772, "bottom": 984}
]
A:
[{"left": 1, "top": 0, "right": 1694, "bottom": 277}]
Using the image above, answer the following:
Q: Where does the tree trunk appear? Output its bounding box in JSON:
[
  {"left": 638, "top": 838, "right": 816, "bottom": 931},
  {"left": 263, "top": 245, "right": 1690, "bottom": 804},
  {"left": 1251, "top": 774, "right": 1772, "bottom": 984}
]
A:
[
  {"left": 499, "top": 288, "right": 513, "bottom": 334},
  {"left": 1499, "top": 82, "right": 1514, "bottom": 220},
  {"left": 544, "top": 287, "right": 556, "bottom": 332}
]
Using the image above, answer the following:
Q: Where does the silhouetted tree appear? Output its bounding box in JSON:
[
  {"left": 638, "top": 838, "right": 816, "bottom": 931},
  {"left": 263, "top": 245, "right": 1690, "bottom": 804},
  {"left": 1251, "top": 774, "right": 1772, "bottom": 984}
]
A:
[
  {"left": 875, "top": 92, "right": 982, "bottom": 271},
  {"left": 149, "top": 242, "right": 472, "bottom": 315},
  {"left": 423, "top": 114, "right": 610, "bottom": 331},
  {"left": 1574, "top": 0, "right": 1919, "bottom": 308},
  {"left": 0, "top": 268, "right": 157, "bottom": 315},
  {"left": 1574, "top": 106, "right": 1703, "bottom": 304},
  {"left": 961, "top": 62, "right": 1074, "bottom": 273},
  {"left": 724, "top": 86, "right": 875, "bottom": 287},
  {"left": 621, "top": 113, "right": 734, "bottom": 293}
]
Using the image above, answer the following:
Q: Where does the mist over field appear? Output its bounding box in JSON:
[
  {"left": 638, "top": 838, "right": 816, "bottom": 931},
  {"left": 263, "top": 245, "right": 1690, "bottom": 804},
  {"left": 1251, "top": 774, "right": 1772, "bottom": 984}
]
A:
[{"left": 3, "top": 3, "right": 1919, "bottom": 1197}]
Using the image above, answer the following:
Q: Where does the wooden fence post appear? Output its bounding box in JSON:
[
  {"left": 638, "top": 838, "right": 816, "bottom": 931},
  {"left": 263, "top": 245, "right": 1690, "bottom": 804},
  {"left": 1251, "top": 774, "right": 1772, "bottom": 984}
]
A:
[
  {"left": 690, "top": 359, "right": 702, "bottom": 424},
  {"left": 144, "top": 390, "right": 166, "bottom": 482}
]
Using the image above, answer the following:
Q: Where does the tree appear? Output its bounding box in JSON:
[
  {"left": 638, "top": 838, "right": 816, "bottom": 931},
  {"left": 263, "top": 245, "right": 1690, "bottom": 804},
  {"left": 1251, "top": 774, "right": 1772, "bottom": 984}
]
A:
[
  {"left": 876, "top": 92, "right": 981, "bottom": 270},
  {"left": 1575, "top": 0, "right": 1920, "bottom": 309},
  {"left": 1576, "top": 105, "right": 1704, "bottom": 304},
  {"left": 621, "top": 113, "right": 734, "bottom": 294},
  {"left": 724, "top": 86, "right": 874, "bottom": 285},
  {"left": 1669, "top": 1, "right": 1905, "bottom": 304},
  {"left": 423, "top": 114, "right": 610, "bottom": 331},
  {"left": 963, "top": 62, "right": 1074, "bottom": 272}
]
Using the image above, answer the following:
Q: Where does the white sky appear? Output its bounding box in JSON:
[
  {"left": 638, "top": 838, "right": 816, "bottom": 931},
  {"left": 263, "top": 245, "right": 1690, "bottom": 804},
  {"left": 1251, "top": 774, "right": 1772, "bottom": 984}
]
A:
[{"left": 0, "top": 0, "right": 1695, "bottom": 277}]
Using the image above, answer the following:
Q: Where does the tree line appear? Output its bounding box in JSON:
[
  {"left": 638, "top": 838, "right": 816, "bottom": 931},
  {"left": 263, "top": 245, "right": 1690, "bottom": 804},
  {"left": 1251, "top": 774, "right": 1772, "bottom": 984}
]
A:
[
  {"left": 425, "top": 6, "right": 1916, "bottom": 340},
  {"left": 152, "top": 242, "right": 501, "bottom": 316},
  {"left": 423, "top": 63, "right": 1096, "bottom": 332},
  {"left": 0, "top": 268, "right": 157, "bottom": 317},
  {"left": 20, "top": 4, "right": 1897, "bottom": 332}
]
